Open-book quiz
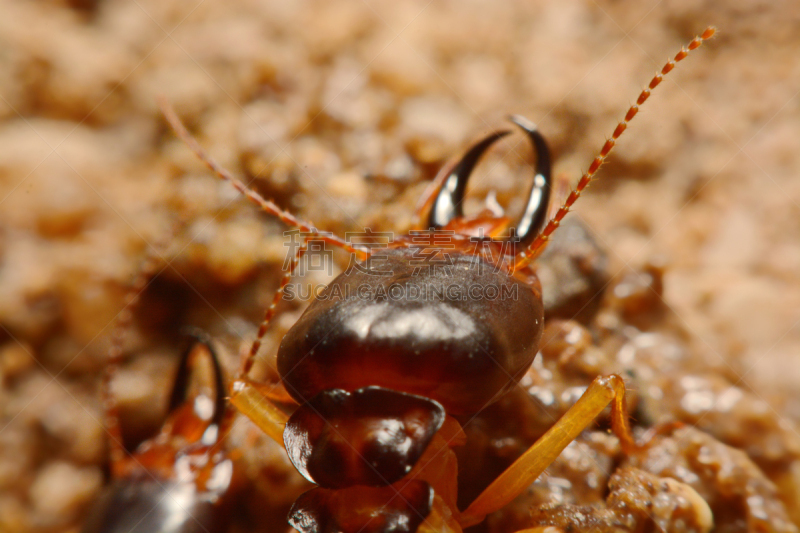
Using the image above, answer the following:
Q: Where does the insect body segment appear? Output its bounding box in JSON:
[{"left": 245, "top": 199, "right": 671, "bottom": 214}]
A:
[
  {"left": 277, "top": 246, "right": 545, "bottom": 416},
  {"left": 162, "top": 26, "right": 715, "bottom": 533},
  {"left": 285, "top": 386, "right": 446, "bottom": 488}
]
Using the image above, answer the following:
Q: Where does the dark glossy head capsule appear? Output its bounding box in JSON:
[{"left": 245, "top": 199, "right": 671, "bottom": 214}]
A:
[
  {"left": 278, "top": 246, "right": 545, "bottom": 416},
  {"left": 276, "top": 118, "right": 549, "bottom": 419}
]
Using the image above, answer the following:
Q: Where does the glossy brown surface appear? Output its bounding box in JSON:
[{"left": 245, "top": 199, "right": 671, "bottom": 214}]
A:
[
  {"left": 284, "top": 387, "right": 445, "bottom": 488},
  {"left": 289, "top": 480, "right": 434, "bottom": 533},
  {"left": 81, "top": 477, "right": 228, "bottom": 533},
  {"left": 278, "top": 247, "right": 544, "bottom": 415}
]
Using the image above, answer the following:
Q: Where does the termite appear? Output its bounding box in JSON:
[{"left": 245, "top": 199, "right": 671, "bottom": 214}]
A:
[
  {"left": 83, "top": 250, "right": 237, "bottom": 532},
  {"left": 158, "top": 26, "right": 716, "bottom": 533}
]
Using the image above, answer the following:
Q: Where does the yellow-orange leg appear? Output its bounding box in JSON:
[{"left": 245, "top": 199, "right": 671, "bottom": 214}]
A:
[
  {"left": 249, "top": 379, "right": 297, "bottom": 405},
  {"left": 229, "top": 378, "right": 289, "bottom": 447},
  {"left": 459, "top": 374, "right": 636, "bottom": 528}
]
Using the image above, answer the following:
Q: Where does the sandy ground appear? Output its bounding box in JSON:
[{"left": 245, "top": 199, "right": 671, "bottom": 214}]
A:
[{"left": 0, "top": 0, "right": 799, "bottom": 531}]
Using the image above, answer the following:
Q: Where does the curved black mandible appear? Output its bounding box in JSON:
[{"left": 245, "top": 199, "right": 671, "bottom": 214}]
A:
[
  {"left": 508, "top": 115, "right": 552, "bottom": 248},
  {"left": 168, "top": 329, "right": 227, "bottom": 435},
  {"left": 426, "top": 116, "right": 552, "bottom": 247},
  {"left": 427, "top": 130, "right": 511, "bottom": 230}
]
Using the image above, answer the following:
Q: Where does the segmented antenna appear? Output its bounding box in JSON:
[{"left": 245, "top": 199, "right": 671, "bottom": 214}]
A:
[
  {"left": 159, "top": 99, "right": 367, "bottom": 259},
  {"left": 239, "top": 239, "right": 309, "bottom": 378},
  {"left": 546, "top": 173, "right": 572, "bottom": 223},
  {"left": 103, "top": 241, "right": 172, "bottom": 476},
  {"left": 513, "top": 27, "right": 716, "bottom": 271}
]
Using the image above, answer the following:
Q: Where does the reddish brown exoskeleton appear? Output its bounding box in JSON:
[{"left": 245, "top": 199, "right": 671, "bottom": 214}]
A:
[{"left": 160, "top": 27, "right": 715, "bottom": 533}]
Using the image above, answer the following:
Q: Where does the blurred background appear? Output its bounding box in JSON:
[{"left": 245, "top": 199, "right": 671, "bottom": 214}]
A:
[{"left": 0, "top": 0, "right": 799, "bottom": 531}]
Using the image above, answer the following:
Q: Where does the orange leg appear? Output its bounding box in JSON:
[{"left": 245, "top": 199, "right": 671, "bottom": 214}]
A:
[
  {"left": 248, "top": 379, "right": 297, "bottom": 405},
  {"left": 459, "top": 374, "right": 636, "bottom": 528},
  {"left": 229, "top": 378, "right": 289, "bottom": 447},
  {"left": 223, "top": 241, "right": 305, "bottom": 441}
]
